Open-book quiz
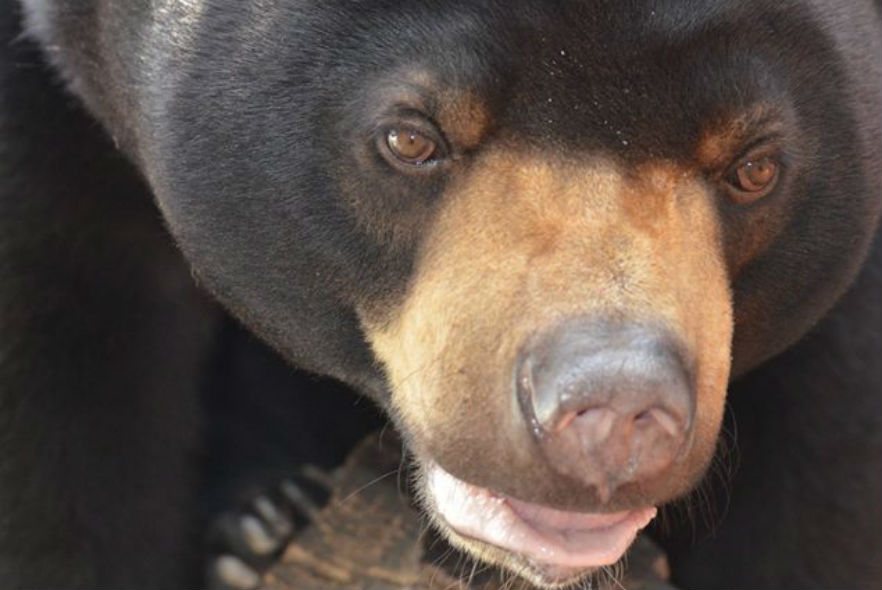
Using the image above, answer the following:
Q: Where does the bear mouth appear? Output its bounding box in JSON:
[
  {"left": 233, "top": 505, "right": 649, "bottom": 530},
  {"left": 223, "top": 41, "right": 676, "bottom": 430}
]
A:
[{"left": 424, "top": 462, "right": 657, "bottom": 586}]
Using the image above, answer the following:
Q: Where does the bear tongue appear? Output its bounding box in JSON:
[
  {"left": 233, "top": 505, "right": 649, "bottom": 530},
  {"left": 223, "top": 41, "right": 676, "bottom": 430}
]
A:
[{"left": 427, "top": 463, "right": 657, "bottom": 570}]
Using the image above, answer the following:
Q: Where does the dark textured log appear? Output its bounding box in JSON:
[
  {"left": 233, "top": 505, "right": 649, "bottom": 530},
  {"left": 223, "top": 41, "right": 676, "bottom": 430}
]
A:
[{"left": 262, "top": 432, "right": 676, "bottom": 590}]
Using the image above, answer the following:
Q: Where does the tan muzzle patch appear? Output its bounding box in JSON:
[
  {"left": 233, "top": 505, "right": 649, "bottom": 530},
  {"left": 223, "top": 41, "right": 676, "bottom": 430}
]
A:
[{"left": 360, "top": 149, "right": 733, "bottom": 507}]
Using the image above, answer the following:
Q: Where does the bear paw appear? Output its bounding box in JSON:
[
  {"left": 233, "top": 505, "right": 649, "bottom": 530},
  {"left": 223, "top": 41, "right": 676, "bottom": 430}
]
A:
[{"left": 206, "top": 471, "right": 331, "bottom": 590}]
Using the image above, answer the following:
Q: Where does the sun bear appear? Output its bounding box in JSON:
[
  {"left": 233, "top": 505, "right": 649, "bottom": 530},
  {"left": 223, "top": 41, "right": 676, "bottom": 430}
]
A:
[{"left": 1, "top": 0, "right": 880, "bottom": 588}]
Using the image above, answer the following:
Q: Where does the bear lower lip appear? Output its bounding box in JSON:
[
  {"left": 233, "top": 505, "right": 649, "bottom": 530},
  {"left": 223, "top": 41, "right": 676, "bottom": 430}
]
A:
[{"left": 426, "top": 463, "right": 657, "bottom": 571}]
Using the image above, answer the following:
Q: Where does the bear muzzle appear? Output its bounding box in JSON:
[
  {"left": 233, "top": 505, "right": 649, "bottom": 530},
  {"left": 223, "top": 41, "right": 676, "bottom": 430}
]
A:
[
  {"left": 362, "top": 153, "right": 733, "bottom": 584},
  {"left": 416, "top": 318, "right": 695, "bottom": 583},
  {"left": 516, "top": 318, "right": 695, "bottom": 503}
]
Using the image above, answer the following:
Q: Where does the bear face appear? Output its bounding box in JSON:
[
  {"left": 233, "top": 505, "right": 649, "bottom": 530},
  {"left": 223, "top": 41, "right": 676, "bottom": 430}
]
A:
[{"left": 19, "top": 0, "right": 882, "bottom": 586}]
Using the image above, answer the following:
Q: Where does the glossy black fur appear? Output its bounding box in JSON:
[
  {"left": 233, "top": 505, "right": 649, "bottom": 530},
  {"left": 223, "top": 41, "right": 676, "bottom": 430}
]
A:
[{"left": 1, "top": 0, "right": 880, "bottom": 588}]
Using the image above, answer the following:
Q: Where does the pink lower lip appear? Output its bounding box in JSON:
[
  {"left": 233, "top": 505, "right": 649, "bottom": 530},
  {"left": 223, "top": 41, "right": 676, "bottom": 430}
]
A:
[{"left": 426, "top": 463, "right": 657, "bottom": 570}]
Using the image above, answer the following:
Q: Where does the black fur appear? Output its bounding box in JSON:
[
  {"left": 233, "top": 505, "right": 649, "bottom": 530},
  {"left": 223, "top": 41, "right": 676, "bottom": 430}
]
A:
[{"left": 1, "top": 0, "right": 880, "bottom": 588}]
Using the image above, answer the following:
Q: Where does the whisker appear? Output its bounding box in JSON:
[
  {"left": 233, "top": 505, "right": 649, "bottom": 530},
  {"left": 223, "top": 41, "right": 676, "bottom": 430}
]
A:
[{"left": 337, "top": 468, "right": 399, "bottom": 504}]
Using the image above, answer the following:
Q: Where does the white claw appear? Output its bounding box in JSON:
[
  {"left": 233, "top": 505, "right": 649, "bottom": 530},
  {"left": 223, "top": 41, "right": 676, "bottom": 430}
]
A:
[
  {"left": 240, "top": 514, "right": 280, "bottom": 555},
  {"left": 214, "top": 554, "right": 260, "bottom": 590},
  {"left": 280, "top": 480, "right": 321, "bottom": 520},
  {"left": 253, "top": 495, "right": 293, "bottom": 538}
]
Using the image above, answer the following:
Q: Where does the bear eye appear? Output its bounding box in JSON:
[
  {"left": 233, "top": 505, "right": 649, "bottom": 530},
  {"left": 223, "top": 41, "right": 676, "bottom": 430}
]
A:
[
  {"left": 725, "top": 154, "right": 780, "bottom": 203},
  {"left": 383, "top": 128, "right": 439, "bottom": 167}
]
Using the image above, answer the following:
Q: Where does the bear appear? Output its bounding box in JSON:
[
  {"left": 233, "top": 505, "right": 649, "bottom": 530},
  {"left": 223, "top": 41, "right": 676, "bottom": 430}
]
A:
[{"left": 1, "top": 0, "right": 880, "bottom": 588}]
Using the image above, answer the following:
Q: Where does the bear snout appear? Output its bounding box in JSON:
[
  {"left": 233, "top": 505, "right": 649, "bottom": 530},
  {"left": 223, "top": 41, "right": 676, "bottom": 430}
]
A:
[{"left": 516, "top": 318, "right": 695, "bottom": 504}]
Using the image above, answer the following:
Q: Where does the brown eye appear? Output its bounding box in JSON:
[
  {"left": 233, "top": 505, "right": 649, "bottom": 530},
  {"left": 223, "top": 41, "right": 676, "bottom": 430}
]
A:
[
  {"left": 385, "top": 128, "right": 438, "bottom": 166},
  {"left": 727, "top": 155, "right": 780, "bottom": 203}
]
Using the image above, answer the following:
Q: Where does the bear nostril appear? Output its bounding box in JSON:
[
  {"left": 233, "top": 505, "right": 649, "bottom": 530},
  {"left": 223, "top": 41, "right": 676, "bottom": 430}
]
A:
[
  {"left": 554, "top": 411, "right": 577, "bottom": 433},
  {"left": 639, "top": 406, "right": 682, "bottom": 438},
  {"left": 634, "top": 409, "right": 652, "bottom": 423},
  {"left": 571, "top": 407, "right": 618, "bottom": 447}
]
